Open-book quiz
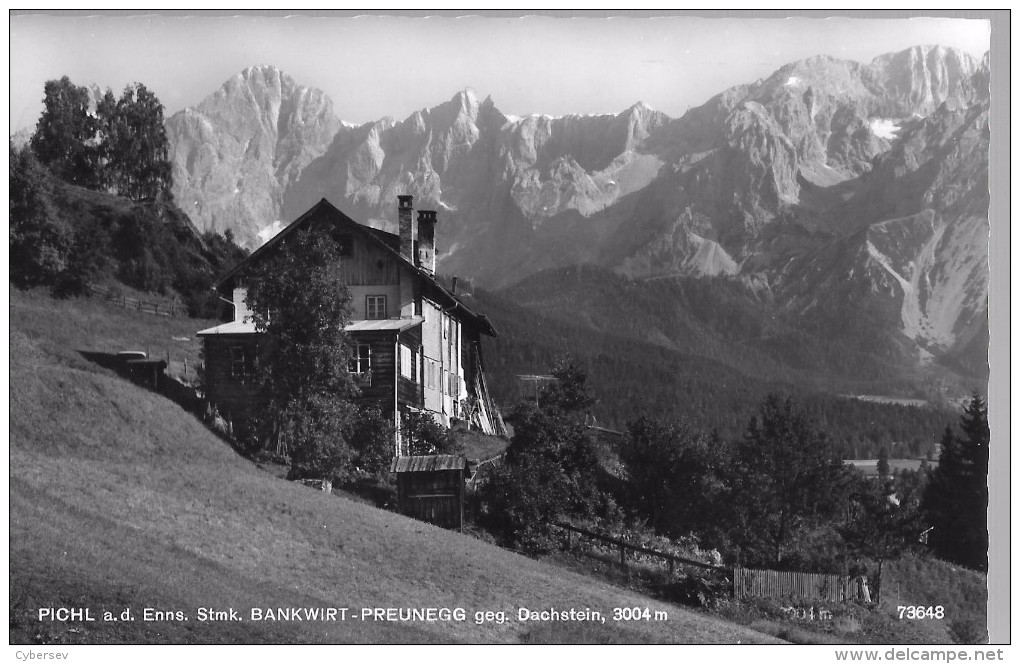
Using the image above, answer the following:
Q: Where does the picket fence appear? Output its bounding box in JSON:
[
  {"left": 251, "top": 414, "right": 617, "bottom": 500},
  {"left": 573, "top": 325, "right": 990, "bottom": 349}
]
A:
[{"left": 733, "top": 566, "right": 869, "bottom": 602}]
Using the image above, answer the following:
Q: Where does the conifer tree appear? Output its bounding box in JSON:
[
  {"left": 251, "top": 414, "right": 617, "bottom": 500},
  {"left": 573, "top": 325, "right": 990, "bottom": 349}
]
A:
[{"left": 922, "top": 394, "right": 989, "bottom": 571}]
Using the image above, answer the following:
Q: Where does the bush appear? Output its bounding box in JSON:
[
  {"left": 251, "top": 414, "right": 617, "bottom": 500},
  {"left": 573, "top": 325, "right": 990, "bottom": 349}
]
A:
[
  {"left": 402, "top": 410, "right": 463, "bottom": 456},
  {"left": 475, "top": 452, "right": 569, "bottom": 554},
  {"left": 351, "top": 407, "right": 395, "bottom": 477},
  {"left": 283, "top": 394, "right": 358, "bottom": 484}
]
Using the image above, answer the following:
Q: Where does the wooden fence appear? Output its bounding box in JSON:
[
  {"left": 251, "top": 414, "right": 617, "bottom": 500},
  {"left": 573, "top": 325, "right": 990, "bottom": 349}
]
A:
[
  {"left": 92, "top": 285, "right": 185, "bottom": 318},
  {"left": 550, "top": 521, "right": 727, "bottom": 577},
  {"left": 549, "top": 522, "right": 872, "bottom": 603},
  {"left": 733, "top": 566, "right": 869, "bottom": 602}
]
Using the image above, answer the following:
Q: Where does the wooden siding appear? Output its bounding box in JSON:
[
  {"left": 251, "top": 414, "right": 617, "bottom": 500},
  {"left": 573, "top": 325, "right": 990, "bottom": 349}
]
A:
[
  {"left": 201, "top": 335, "right": 264, "bottom": 437},
  {"left": 349, "top": 331, "right": 396, "bottom": 407},
  {"left": 395, "top": 467, "right": 465, "bottom": 530},
  {"left": 348, "top": 330, "right": 423, "bottom": 411},
  {"left": 327, "top": 224, "right": 400, "bottom": 286}
]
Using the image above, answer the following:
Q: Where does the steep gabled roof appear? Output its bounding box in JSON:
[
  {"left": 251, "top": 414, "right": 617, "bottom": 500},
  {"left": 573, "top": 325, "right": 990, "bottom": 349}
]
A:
[{"left": 216, "top": 198, "right": 497, "bottom": 336}]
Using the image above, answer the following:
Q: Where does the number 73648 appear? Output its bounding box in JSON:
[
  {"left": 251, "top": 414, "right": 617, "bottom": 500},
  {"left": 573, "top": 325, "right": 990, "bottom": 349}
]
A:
[{"left": 898, "top": 605, "right": 945, "bottom": 620}]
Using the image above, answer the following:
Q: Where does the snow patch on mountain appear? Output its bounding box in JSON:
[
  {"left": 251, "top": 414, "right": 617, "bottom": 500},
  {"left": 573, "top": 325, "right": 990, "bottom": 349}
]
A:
[{"left": 869, "top": 118, "right": 902, "bottom": 139}]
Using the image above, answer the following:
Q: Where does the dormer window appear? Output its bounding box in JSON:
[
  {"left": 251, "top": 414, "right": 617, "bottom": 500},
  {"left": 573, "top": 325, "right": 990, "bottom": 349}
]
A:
[{"left": 366, "top": 295, "right": 387, "bottom": 320}]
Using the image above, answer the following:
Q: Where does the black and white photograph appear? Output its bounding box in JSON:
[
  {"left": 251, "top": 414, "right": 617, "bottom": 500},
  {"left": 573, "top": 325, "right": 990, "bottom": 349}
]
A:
[{"left": 8, "top": 9, "right": 1008, "bottom": 657}]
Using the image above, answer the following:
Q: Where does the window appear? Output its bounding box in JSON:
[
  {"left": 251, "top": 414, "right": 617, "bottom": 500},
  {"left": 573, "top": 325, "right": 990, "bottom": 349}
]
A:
[
  {"left": 400, "top": 344, "right": 415, "bottom": 380},
  {"left": 366, "top": 295, "right": 387, "bottom": 320},
  {"left": 425, "top": 359, "right": 436, "bottom": 390},
  {"left": 348, "top": 344, "right": 371, "bottom": 373},
  {"left": 348, "top": 344, "right": 372, "bottom": 387},
  {"left": 229, "top": 346, "right": 253, "bottom": 379}
]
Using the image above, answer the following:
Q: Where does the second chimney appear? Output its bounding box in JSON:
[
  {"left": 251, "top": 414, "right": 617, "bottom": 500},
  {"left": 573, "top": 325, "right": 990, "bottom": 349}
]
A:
[
  {"left": 417, "top": 210, "right": 437, "bottom": 275},
  {"left": 398, "top": 195, "right": 416, "bottom": 261}
]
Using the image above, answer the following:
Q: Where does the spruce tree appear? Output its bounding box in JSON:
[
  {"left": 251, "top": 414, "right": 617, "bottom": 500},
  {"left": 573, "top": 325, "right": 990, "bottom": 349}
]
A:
[
  {"left": 877, "top": 446, "right": 891, "bottom": 477},
  {"left": 922, "top": 395, "right": 989, "bottom": 571}
]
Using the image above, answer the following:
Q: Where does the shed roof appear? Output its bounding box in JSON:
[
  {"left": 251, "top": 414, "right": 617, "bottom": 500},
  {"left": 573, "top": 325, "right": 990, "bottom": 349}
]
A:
[
  {"left": 390, "top": 455, "right": 467, "bottom": 473},
  {"left": 197, "top": 316, "right": 425, "bottom": 337}
]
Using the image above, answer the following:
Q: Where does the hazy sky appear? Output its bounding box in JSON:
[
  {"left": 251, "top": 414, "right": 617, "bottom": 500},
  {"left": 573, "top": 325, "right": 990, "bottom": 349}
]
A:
[{"left": 9, "top": 11, "right": 991, "bottom": 133}]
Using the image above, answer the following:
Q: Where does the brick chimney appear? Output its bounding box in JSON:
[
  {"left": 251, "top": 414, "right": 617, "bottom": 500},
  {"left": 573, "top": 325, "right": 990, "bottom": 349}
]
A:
[
  {"left": 417, "top": 210, "right": 437, "bottom": 274},
  {"left": 398, "top": 195, "right": 415, "bottom": 261}
]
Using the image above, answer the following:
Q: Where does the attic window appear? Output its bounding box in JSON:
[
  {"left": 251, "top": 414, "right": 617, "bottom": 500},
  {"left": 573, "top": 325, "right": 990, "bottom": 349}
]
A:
[{"left": 366, "top": 295, "right": 387, "bottom": 320}]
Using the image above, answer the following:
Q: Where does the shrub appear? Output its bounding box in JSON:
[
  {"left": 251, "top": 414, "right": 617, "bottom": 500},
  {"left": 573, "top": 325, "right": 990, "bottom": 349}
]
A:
[
  {"left": 402, "top": 410, "right": 463, "bottom": 456},
  {"left": 351, "top": 407, "right": 395, "bottom": 477}
]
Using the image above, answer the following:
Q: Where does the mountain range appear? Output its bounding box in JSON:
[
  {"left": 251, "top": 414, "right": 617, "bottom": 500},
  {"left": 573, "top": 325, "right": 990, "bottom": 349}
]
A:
[{"left": 164, "top": 45, "right": 989, "bottom": 390}]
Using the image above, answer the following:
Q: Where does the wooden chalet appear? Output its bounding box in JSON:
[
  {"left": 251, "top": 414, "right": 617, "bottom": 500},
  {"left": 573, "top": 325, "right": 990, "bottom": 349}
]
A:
[{"left": 197, "top": 196, "right": 506, "bottom": 456}]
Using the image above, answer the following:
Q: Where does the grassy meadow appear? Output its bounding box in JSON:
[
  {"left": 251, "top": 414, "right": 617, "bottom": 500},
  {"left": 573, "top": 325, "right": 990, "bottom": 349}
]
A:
[{"left": 8, "top": 289, "right": 780, "bottom": 644}]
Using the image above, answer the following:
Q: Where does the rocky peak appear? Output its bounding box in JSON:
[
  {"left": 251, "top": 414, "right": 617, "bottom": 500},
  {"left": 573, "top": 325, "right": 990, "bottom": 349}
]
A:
[
  {"left": 871, "top": 45, "right": 981, "bottom": 113},
  {"left": 167, "top": 65, "right": 340, "bottom": 245}
]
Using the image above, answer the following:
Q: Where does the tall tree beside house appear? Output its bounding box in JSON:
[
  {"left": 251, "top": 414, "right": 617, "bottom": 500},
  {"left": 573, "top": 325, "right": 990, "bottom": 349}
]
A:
[
  {"left": 30, "top": 76, "right": 98, "bottom": 187},
  {"left": 244, "top": 228, "right": 362, "bottom": 481},
  {"left": 922, "top": 394, "right": 989, "bottom": 572},
  {"left": 726, "top": 394, "right": 851, "bottom": 568}
]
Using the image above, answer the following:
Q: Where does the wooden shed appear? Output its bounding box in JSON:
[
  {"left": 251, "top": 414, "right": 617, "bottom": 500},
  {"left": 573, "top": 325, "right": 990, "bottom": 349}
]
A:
[{"left": 390, "top": 455, "right": 468, "bottom": 531}]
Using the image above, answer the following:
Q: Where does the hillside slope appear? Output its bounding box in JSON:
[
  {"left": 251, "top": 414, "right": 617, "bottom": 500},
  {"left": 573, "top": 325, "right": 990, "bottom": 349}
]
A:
[{"left": 8, "top": 290, "right": 779, "bottom": 645}]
